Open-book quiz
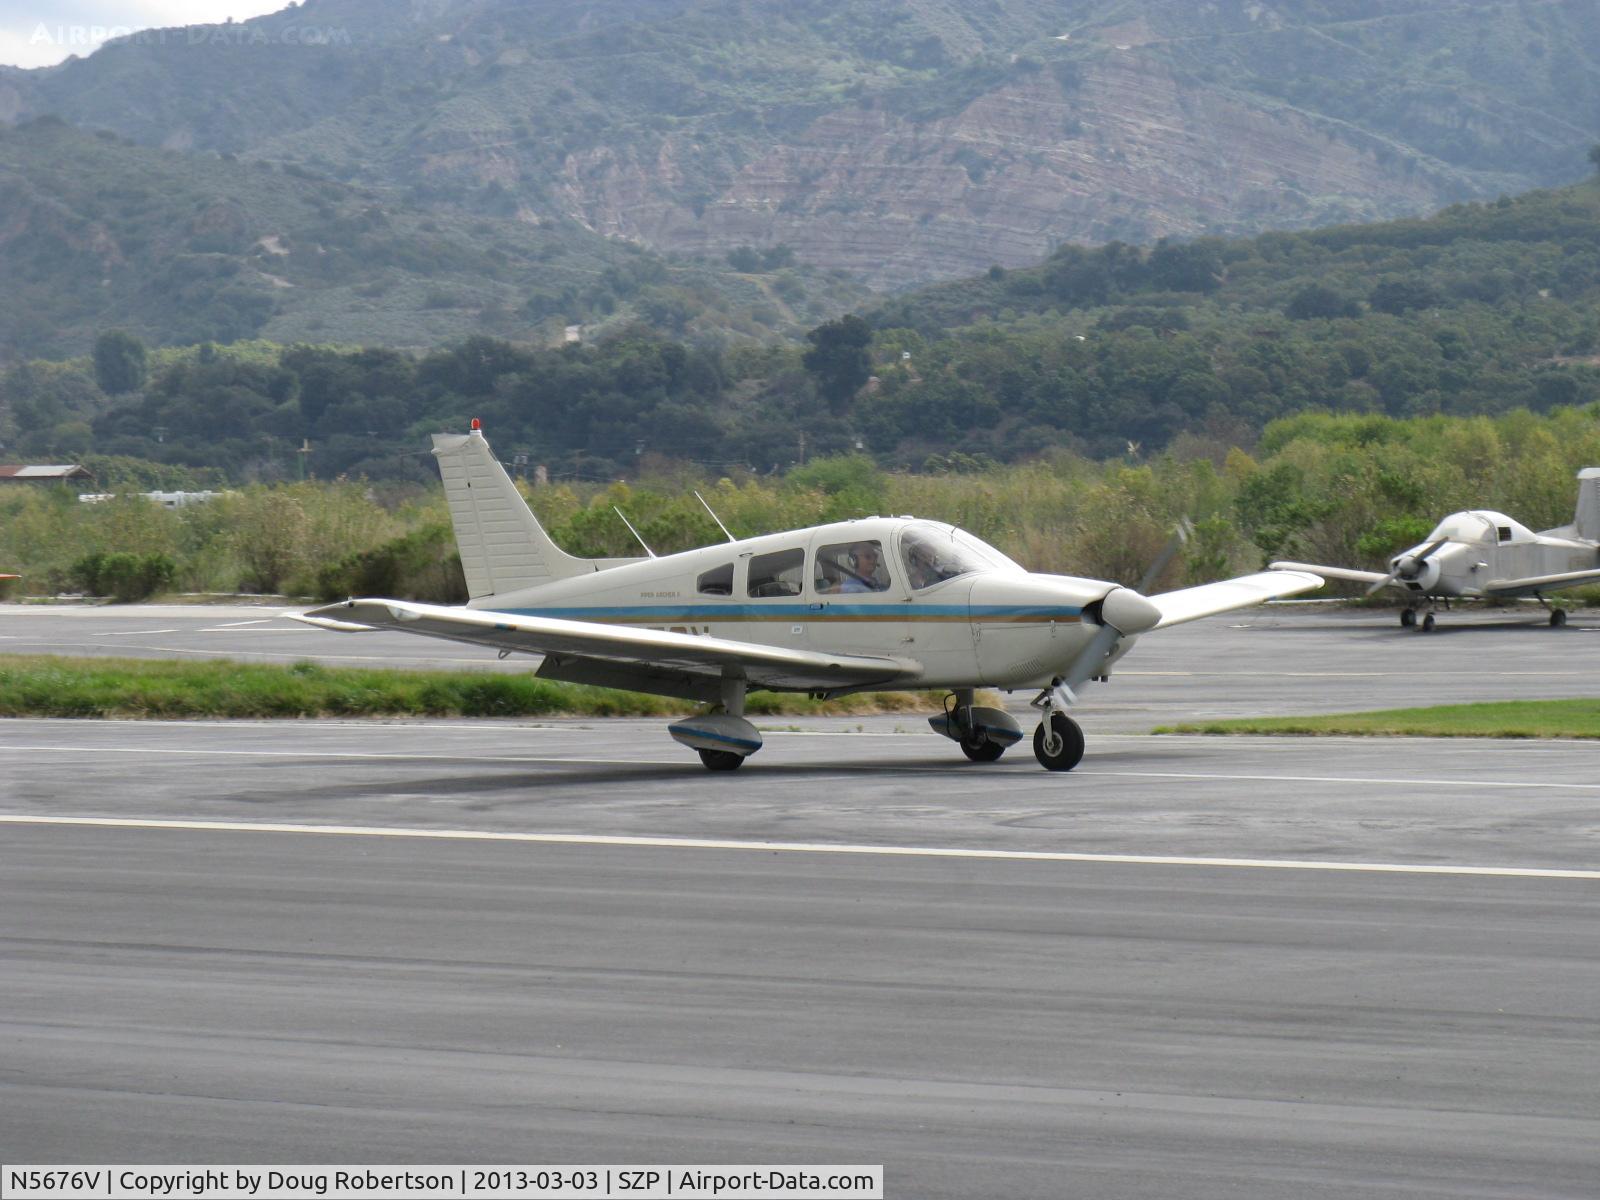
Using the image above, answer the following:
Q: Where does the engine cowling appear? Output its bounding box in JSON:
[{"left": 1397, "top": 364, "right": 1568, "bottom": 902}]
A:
[{"left": 1392, "top": 553, "right": 1442, "bottom": 591}]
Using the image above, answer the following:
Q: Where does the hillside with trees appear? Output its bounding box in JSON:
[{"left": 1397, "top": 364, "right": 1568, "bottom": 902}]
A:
[
  {"left": 6, "top": 169, "right": 1598, "bottom": 478},
  {"left": 3, "top": 0, "right": 1597, "bottom": 289},
  {"left": 0, "top": 118, "right": 867, "bottom": 360}
]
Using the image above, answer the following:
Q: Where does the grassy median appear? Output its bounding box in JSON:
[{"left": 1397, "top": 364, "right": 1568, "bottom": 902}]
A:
[
  {"left": 0, "top": 655, "right": 932, "bottom": 720},
  {"left": 1156, "top": 700, "right": 1600, "bottom": 740}
]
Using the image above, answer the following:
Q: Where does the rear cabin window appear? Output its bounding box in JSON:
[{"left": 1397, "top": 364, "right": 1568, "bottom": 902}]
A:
[
  {"left": 1498, "top": 526, "right": 1513, "bottom": 542},
  {"left": 746, "top": 548, "right": 804, "bottom": 597},
  {"left": 697, "top": 562, "right": 734, "bottom": 596},
  {"left": 815, "top": 540, "right": 891, "bottom": 594}
]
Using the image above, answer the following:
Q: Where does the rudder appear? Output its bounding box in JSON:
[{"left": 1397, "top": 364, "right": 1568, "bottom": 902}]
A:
[
  {"left": 1574, "top": 467, "right": 1600, "bottom": 543},
  {"left": 432, "top": 429, "right": 637, "bottom": 599}
]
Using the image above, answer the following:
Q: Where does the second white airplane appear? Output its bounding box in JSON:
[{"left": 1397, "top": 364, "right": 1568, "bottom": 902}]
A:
[{"left": 300, "top": 424, "right": 1322, "bottom": 771}]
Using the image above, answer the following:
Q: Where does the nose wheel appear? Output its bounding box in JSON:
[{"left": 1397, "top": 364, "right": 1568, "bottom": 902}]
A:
[{"left": 1033, "top": 712, "right": 1085, "bottom": 771}]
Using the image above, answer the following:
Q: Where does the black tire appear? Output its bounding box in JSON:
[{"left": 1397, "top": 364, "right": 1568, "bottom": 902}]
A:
[
  {"left": 960, "top": 736, "right": 1006, "bottom": 762},
  {"left": 1550, "top": 609, "right": 1568, "bottom": 627},
  {"left": 698, "top": 749, "right": 745, "bottom": 771},
  {"left": 1400, "top": 608, "right": 1416, "bottom": 628},
  {"left": 1032, "top": 713, "right": 1085, "bottom": 772},
  {"left": 1421, "top": 613, "right": 1436, "bottom": 632}
]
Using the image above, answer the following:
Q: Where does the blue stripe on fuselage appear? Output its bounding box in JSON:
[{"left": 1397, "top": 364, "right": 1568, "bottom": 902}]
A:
[{"left": 498, "top": 603, "right": 1083, "bottom": 621}]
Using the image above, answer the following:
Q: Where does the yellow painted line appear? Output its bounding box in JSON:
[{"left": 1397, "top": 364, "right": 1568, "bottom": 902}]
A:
[{"left": 1, "top": 814, "right": 1596, "bottom": 880}]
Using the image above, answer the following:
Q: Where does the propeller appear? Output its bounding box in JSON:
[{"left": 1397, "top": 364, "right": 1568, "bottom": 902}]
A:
[
  {"left": 1057, "top": 586, "right": 1163, "bottom": 700},
  {"left": 1137, "top": 517, "right": 1194, "bottom": 594},
  {"left": 1055, "top": 522, "right": 1190, "bottom": 701},
  {"left": 1365, "top": 538, "right": 1447, "bottom": 595}
]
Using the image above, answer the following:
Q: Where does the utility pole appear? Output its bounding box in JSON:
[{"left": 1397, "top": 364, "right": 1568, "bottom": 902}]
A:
[{"left": 298, "top": 438, "right": 311, "bottom": 481}]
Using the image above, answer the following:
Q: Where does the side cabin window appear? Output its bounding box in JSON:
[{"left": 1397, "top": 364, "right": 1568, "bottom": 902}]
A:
[
  {"left": 697, "top": 562, "right": 734, "bottom": 596},
  {"left": 815, "top": 540, "right": 891, "bottom": 594},
  {"left": 747, "top": 548, "right": 805, "bottom": 597},
  {"left": 1498, "top": 526, "right": 1513, "bottom": 543}
]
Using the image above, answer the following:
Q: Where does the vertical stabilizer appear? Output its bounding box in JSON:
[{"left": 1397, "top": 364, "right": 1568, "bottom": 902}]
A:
[
  {"left": 432, "top": 430, "right": 636, "bottom": 599},
  {"left": 1575, "top": 468, "right": 1600, "bottom": 543}
]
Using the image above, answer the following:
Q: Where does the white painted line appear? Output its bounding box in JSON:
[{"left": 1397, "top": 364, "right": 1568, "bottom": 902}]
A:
[
  {"left": 0, "top": 744, "right": 686, "bottom": 767},
  {"left": 3, "top": 814, "right": 1595, "bottom": 880},
  {"left": 96, "top": 628, "right": 180, "bottom": 636},
  {"left": 203, "top": 619, "right": 275, "bottom": 629},
  {"left": 1076, "top": 769, "right": 1600, "bottom": 792},
  {"left": 195, "top": 627, "right": 301, "bottom": 634}
]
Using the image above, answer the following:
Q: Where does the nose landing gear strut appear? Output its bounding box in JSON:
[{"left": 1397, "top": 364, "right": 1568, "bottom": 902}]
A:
[{"left": 1030, "top": 680, "right": 1085, "bottom": 771}]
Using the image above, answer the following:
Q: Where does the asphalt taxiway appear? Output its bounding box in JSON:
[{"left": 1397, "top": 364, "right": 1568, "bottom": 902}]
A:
[{"left": 2, "top": 605, "right": 1598, "bottom": 1195}]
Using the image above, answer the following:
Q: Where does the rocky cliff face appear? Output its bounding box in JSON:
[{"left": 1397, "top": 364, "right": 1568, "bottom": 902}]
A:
[{"left": 551, "top": 51, "right": 1467, "bottom": 288}]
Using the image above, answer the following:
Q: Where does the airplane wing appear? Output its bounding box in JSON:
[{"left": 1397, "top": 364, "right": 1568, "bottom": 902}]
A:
[
  {"left": 295, "top": 598, "right": 915, "bottom": 696},
  {"left": 1482, "top": 567, "right": 1600, "bottom": 595},
  {"left": 1269, "top": 560, "right": 1393, "bottom": 586},
  {"left": 1147, "top": 570, "right": 1323, "bottom": 629}
]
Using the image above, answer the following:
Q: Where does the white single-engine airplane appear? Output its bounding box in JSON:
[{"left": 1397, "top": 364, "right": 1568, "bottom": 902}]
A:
[
  {"left": 299, "top": 424, "right": 1322, "bottom": 771},
  {"left": 1271, "top": 468, "right": 1600, "bottom": 631}
]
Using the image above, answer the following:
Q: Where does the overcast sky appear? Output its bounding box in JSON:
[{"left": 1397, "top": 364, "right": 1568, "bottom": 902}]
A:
[{"left": 0, "top": 1, "right": 288, "bottom": 69}]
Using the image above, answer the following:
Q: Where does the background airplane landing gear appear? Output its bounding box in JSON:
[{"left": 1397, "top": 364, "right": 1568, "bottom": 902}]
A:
[
  {"left": 1033, "top": 712, "right": 1085, "bottom": 771},
  {"left": 1400, "top": 607, "right": 1416, "bottom": 628},
  {"left": 698, "top": 749, "right": 744, "bottom": 771},
  {"left": 1421, "top": 612, "right": 1436, "bottom": 632},
  {"left": 1550, "top": 608, "right": 1568, "bottom": 627}
]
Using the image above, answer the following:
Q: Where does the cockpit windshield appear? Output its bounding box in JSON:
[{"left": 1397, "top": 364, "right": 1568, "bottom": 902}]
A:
[
  {"left": 900, "top": 524, "right": 1018, "bottom": 590},
  {"left": 1426, "top": 513, "right": 1494, "bottom": 543}
]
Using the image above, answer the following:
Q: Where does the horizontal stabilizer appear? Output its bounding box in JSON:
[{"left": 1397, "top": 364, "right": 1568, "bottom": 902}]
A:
[{"left": 1149, "top": 570, "right": 1323, "bottom": 629}]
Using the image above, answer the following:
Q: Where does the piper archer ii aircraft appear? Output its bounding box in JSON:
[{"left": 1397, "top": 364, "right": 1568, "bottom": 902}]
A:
[
  {"left": 1271, "top": 467, "right": 1600, "bottom": 631},
  {"left": 298, "top": 423, "right": 1322, "bottom": 771}
]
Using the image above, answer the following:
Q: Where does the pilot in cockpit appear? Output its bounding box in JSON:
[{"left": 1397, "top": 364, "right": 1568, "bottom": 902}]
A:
[{"left": 840, "top": 542, "right": 887, "bottom": 593}]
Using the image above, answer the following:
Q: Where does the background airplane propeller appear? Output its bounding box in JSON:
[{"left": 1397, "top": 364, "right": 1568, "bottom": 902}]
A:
[{"left": 1366, "top": 538, "right": 1448, "bottom": 595}]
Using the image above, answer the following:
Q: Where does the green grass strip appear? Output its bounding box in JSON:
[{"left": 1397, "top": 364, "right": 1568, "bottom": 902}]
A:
[
  {"left": 0, "top": 655, "right": 932, "bottom": 720},
  {"left": 1156, "top": 699, "right": 1600, "bottom": 740}
]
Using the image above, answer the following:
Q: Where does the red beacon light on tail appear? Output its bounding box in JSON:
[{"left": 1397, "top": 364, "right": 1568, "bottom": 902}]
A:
[{"left": 470, "top": 418, "right": 481, "bottom": 431}]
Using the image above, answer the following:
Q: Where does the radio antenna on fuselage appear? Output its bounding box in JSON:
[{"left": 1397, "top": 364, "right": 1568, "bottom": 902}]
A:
[
  {"left": 694, "top": 490, "right": 736, "bottom": 543},
  {"left": 613, "top": 507, "right": 656, "bottom": 557}
]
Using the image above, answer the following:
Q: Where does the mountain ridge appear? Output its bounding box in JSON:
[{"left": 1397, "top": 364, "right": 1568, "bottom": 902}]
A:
[{"left": 4, "top": 0, "right": 1596, "bottom": 289}]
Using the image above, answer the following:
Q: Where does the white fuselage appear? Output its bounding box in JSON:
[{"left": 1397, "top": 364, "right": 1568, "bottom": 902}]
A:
[
  {"left": 472, "top": 517, "right": 1132, "bottom": 692},
  {"left": 1395, "top": 510, "right": 1600, "bottom": 598}
]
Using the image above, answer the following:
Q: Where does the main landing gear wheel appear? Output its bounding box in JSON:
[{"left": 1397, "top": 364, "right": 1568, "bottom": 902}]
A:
[
  {"left": 1033, "top": 713, "right": 1085, "bottom": 772},
  {"left": 698, "top": 749, "right": 745, "bottom": 771},
  {"left": 1421, "top": 613, "right": 1436, "bottom": 632},
  {"left": 1550, "top": 608, "right": 1568, "bottom": 627},
  {"left": 960, "top": 736, "right": 1006, "bottom": 763},
  {"left": 1400, "top": 607, "right": 1417, "bottom": 628}
]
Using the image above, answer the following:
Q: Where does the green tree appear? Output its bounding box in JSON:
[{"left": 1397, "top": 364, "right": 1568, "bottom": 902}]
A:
[
  {"left": 802, "top": 315, "right": 873, "bottom": 412},
  {"left": 92, "top": 330, "right": 148, "bottom": 395},
  {"left": 1286, "top": 284, "right": 1355, "bottom": 320}
]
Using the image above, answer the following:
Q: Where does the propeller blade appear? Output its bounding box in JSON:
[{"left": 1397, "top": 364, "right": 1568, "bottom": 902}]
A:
[
  {"left": 1060, "top": 622, "right": 1122, "bottom": 695},
  {"left": 1137, "top": 517, "right": 1194, "bottom": 594},
  {"left": 1365, "top": 571, "right": 1400, "bottom": 597},
  {"left": 1413, "top": 538, "right": 1448, "bottom": 562},
  {"left": 1058, "top": 587, "right": 1163, "bottom": 696}
]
